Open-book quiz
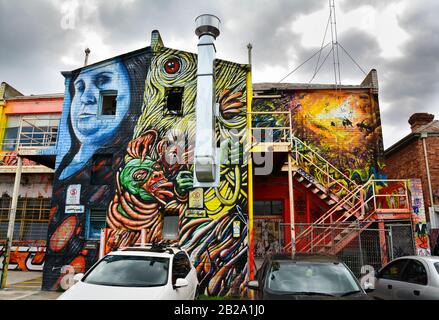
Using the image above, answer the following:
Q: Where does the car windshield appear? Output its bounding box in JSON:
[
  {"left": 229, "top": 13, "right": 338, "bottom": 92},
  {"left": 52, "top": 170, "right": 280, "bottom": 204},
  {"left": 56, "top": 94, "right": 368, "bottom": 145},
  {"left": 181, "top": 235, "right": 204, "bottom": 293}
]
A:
[
  {"left": 83, "top": 255, "right": 169, "bottom": 287},
  {"left": 266, "top": 261, "right": 361, "bottom": 296}
]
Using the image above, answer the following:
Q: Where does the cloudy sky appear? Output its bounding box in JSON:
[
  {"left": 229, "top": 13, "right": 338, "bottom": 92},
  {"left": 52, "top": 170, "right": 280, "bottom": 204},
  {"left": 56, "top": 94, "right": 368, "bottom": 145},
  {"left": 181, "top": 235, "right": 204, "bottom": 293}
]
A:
[{"left": 0, "top": 0, "right": 438, "bottom": 148}]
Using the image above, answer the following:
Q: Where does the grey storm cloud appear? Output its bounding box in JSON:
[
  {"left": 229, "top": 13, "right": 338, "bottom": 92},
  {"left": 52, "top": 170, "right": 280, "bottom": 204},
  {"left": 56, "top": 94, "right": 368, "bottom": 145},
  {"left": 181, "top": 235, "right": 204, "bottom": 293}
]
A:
[{"left": 0, "top": 0, "right": 438, "bottom": 148}]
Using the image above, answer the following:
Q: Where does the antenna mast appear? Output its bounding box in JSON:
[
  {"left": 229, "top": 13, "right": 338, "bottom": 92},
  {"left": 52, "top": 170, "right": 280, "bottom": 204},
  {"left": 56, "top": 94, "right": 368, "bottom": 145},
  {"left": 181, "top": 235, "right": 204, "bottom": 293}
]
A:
[{"left": 329, "top": 0, "right": 341, "bottom": 86}]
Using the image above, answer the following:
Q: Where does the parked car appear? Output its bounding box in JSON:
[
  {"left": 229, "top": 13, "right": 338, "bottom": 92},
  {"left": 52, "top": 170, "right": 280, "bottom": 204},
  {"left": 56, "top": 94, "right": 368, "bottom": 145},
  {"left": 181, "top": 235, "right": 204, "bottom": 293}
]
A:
[
  {"left": 368, "top": 255, "right": 439, "bottom": 300},
  {"left": 247, "top": 253, "right": 370, "bottom": 300},
  {"left": 58, "top": 244, "right": 199, "bottom": 300}
]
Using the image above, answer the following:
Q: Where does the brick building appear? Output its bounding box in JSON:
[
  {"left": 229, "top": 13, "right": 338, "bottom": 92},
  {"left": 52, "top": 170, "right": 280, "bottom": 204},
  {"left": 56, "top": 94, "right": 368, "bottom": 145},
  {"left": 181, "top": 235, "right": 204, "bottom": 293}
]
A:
[{"left": 385, "top": 113, "right": 439, "bottom": 252}]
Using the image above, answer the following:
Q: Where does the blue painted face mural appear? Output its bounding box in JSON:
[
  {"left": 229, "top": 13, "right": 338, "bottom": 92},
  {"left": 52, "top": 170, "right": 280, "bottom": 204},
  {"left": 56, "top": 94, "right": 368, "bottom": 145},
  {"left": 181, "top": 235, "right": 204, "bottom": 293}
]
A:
[{"left": 59, "top": 59, "right": 131, "bottom": 180}]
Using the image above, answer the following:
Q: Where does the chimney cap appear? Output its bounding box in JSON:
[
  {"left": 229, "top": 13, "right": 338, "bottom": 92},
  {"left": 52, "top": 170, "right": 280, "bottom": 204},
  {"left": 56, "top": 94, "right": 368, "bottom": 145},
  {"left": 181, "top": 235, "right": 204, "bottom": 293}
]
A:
[
  {"left": 195, "top": 14, "right": 221, "bottom": 39},
  {"left": 408, "top": 112, "right": 435, "bottom": 132}
]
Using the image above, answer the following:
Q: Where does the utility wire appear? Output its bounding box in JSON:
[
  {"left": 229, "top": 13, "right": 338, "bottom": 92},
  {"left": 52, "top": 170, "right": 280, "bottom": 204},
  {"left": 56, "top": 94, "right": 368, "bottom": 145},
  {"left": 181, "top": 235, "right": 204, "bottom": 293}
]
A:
[
  {"left": 279, "top": 42, "right": 331, "bottom": 83},
  {"left": 309, "top": 46, "right": 334, "bottom": 84},
  {"left": 338, "top": 42, "right": 367, "bottom": 75}
]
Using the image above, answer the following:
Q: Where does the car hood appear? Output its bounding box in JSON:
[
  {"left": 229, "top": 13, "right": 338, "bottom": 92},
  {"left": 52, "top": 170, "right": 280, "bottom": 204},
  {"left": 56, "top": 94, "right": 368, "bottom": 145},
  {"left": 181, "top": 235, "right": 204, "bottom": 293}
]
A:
[
  {"left": 264, "top": 292, "right": 371, "bottom": 300},
  {"left": 58, "top": 281, "right": 171, "bottom": 300}
]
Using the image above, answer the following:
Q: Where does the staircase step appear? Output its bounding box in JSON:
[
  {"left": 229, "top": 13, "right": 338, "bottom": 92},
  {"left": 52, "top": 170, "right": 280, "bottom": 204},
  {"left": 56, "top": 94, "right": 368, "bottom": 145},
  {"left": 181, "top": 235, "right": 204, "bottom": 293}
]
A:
[
  {"left": 312, "top": 188, "right": 321, "bottom": 194},
  {"left": 318, "top": 193, "right": 328, "bottom": 199}
]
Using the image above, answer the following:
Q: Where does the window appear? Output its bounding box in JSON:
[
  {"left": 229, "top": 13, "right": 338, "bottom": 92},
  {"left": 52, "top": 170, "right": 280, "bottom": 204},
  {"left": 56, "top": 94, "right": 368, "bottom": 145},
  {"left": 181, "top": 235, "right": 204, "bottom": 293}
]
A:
[
  {"left": 172, "top": 252, "right": 191, "bottom": 283},
  {"left": 435, "top": 263, "right": 439, "bottom": 275},
  {"left": 1, "top": 115, "right": 59, "bottom": 151},
  {"left": 91, "top": 154, "right": 113, "bottom": 185},
  {"left": 2, "top": 127, "right": 19, "bottom": 151},
  {"left": 254, "top": 200, "right": 283, "bottom": 216},
  {"left": 165, "top": 87, "right": 184, "bottom": 116},
  {"left": 0, "top": 196, "right": 51, "bottom": 241},
  {"left": 100, "top": 91, "right": 117, "bottom": 116},
  {"left": 88, "top": 209, "right": 107, "bottom": 239},
  {"left": 402, "top": 260, "right": 428, "bottom": 285},
  {"left": 379, "top": 259, "right": 408, "bottom": 281},
  {"left": 83, "top": 255, "right": 170, "bottom": 287}
]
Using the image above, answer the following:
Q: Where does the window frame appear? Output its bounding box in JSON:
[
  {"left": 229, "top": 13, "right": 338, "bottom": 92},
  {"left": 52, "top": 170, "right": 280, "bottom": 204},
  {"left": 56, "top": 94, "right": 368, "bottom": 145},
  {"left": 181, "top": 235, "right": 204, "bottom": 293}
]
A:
[
  {"left": 87, "top": 208, "right": 107, "bottom": 240},
  {"left": 164, "top": 87, "right": 184, "bottom": 116},
  {"left": 99, "top": 90, "right": 118, "bottom": 117},
  {"left": 401, "top": 259, "right": 429, "bottom": 286},
  {"left": 378, "top": 259, "right": 409, "bottom": 281}
]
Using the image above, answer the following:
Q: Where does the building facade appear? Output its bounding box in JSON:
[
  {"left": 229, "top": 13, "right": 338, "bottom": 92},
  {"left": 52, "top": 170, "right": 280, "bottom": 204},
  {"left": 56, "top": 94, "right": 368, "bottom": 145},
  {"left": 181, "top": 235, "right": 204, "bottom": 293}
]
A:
[
  {"left": 0, "top": 24, "right": 430, "bottom": 297},
  {"left": 385, "top": 113, "right": 439, "bottom": 254},
  {"left": 0, "top": 82, "right": 62, "bottom": 272}
]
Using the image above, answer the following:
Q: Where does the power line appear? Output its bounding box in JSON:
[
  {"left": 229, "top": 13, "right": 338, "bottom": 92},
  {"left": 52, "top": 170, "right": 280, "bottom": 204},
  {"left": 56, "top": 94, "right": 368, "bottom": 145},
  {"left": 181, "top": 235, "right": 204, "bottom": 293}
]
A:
[
  {"left": 278, "top": 42, "right": 331, "bottom": 83},
  {"left": 309, "top": 46, "right": 334, "bottom": 84},
  {"left": 338, "top": 42, "right": 367, "bottom": 75},
  {"left": 312, "top": 14, "right": 331, "bottom": 81}
]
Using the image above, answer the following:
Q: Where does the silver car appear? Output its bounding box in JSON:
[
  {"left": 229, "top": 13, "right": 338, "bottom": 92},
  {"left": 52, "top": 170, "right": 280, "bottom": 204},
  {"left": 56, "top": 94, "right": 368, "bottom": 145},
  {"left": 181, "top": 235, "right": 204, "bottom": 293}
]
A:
[{"left": 370, "top": 256, "right": 439, "bottom": 300}]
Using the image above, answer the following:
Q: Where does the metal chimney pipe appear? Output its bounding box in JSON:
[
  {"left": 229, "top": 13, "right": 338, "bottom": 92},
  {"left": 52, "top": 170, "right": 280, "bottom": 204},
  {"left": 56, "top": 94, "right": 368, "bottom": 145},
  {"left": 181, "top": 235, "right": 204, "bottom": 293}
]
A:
[
  {"left": 84, "top": 48, "right": 91, "bottom": 66},
  {"left": 193, "top": 14, "right": 221, "bottom": 186}
]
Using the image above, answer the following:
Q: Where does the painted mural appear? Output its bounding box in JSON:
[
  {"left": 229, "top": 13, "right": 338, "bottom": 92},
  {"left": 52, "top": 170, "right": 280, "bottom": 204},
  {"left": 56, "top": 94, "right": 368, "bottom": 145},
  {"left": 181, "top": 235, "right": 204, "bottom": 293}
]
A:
[
  {"left": 105, "top": 34, "right": 249, "bottom": 297},
  {"left": 409, "top": 179, "right": 431, "bottom": 255},
  {"left": 0, "top": 242, "right": 45, "bottom": 271},
  {"left": 0, "top": 151, "right": 39, "bottom": 166},
  {"left": 253, "top": 90, "right": 385, "bottom": 195},
  {"left": 42, "top": 49, "right": 152, "bottom": 290},
  {"left": 43, "top": 31, "right": 248, "bottom": 296}
]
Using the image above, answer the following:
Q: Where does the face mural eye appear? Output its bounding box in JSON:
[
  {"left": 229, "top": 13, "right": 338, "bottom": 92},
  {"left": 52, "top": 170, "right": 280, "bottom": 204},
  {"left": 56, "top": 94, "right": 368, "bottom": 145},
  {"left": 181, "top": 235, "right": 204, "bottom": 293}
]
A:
[{"left": 164, "top": 58, "right": 181, "bottom": 74}]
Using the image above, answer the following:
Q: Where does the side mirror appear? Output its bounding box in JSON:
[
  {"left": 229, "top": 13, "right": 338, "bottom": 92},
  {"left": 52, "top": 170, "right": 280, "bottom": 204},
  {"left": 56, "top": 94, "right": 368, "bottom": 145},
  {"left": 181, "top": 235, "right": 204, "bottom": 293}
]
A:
[
  {"left": 73, "top": 273, "right": 84, "bottom": 284},
  {"left": 174, "top": 278, "right": 189, "bottom": 289},
  {"left": 246, "top": 280, "right": 260, "bottom": 291}
]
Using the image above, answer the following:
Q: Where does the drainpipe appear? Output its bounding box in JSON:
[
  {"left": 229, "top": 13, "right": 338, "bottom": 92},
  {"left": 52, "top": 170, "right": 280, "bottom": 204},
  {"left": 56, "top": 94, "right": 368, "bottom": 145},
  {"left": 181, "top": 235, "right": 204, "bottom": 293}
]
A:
[
  {"left": 421, "top": 132, "right": 435, "bottom": 210},
  {"left": 193, "top": 14, "right": 221, "bottom": 187}
]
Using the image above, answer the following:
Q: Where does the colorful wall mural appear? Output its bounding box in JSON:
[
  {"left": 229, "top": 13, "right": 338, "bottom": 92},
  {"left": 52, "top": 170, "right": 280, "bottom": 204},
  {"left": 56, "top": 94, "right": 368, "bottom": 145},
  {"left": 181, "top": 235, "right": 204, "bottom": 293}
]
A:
[
  {"left": 43, "top": 31, "right": 249, "bottom": 296},
  {"left": 253, "top": 89, "right": 386, "bottom": 194},
  {"left": 42, "top": 48, "right": 152, "bottom": 290},
  {"left": 0, "top": 242, "right": 45, "bottom": 271},
  {"left": 409, "top": 179, "right": 431, "bottom": 255},
  {"left": 105, "top": 34, "right": 249, "bottom": 297}
]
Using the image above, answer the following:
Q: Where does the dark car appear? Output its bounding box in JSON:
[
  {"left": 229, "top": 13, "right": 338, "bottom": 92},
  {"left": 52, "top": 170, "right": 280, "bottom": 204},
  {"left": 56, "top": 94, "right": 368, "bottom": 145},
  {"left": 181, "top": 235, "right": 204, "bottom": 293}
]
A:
[{"left": 247, "top": 253, "right": 370, "bottom": 300}]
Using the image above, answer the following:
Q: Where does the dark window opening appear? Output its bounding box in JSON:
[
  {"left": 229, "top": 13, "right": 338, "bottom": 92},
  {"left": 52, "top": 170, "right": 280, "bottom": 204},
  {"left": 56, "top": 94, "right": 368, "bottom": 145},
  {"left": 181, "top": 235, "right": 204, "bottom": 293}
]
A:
[
  {"left": 254, "top": 200, "right": 284, "bottom": 216},
  {"left": 101, "top": 92, "right": 117, "bottom": 116},
  {"left": 91, "top": 154, "right": 113, "bottom": 185},
  {"left": 165, "top": 87, "right": 184, "bottom": 116},
  {"left": 88, "top": 209, "right": 107, "bottom": 240}
]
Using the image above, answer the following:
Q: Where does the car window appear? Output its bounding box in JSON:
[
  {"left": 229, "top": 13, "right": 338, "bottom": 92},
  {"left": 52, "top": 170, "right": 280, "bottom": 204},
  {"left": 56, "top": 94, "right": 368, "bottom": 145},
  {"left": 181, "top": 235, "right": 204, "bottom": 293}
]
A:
[
  {"left": 172, "top": 252, "right": 191, "bottom": 282},
  {"left": 402, "top": 260, "right": 428, "bottom": 286},
  {"left": 265, "top": 261, "right": 361, "bottom": 296},
  {"left": 379, "top": 259, "right": 408, "bottom": 281},
  {"left": 435, "top": 263, "right": 439, "bottom": 275},
  {"left": 83, "top": 255, "right": 169, "bottom": 287}
]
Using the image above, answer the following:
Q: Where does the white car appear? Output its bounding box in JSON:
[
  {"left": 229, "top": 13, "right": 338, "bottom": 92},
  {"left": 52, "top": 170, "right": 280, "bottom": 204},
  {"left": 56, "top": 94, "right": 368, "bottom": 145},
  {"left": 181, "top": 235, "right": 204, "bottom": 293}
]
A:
[
  {"left": 369, "top": 255, "right": 439, "bottom": 300},
  {"left": 58, "top": 244, "right": 199, "bottom": 300}
]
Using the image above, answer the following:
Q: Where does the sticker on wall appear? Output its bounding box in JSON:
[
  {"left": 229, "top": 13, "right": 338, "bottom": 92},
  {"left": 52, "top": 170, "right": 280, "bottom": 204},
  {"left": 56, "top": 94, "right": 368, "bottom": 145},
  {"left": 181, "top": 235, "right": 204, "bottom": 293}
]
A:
[
  {"left": 185, "top": 209, "right": 207, "bottom": 218},
  {"left": 65, "top": 205, "right": 85, "bottom": 214},
  {"left": 189, "top": 188, "right": 204, "bottom": 209},
  {"left": 233, "top": 220, "right": 241, "bottom": 238},
  {"left": 66, "top": 184, "right": 81, "bottom": 205}
]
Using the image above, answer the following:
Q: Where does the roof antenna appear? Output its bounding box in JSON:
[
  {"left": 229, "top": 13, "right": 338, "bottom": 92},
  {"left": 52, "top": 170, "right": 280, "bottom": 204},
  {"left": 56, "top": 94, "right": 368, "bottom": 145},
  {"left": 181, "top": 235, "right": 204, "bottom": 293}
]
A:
[
  {"left": 84, "top": 48, "right": 91, "bottom": 66},
  {"left": 329, "top": 0, "right": 341, "bottom": 86}
]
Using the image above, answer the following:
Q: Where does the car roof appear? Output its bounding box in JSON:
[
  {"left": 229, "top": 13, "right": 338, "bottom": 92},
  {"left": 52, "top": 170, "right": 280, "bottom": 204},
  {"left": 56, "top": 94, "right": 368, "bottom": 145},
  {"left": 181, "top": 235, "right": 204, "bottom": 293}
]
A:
[
  {"left": 108, "top": 244, "right": 185, "bottom": 258},
  {"left": 393, "top": 255, "right": 439, "bottom": 263},
  {"left": 269, "top": 253, "right": 342, "bottom": 263}
]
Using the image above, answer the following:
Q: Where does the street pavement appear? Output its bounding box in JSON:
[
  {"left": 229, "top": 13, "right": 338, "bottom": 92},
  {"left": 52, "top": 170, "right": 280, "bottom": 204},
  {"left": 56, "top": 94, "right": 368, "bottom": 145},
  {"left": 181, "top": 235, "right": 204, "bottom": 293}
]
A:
[{"left": 0, "top": 271, "right": 61, "bottom": 300}]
